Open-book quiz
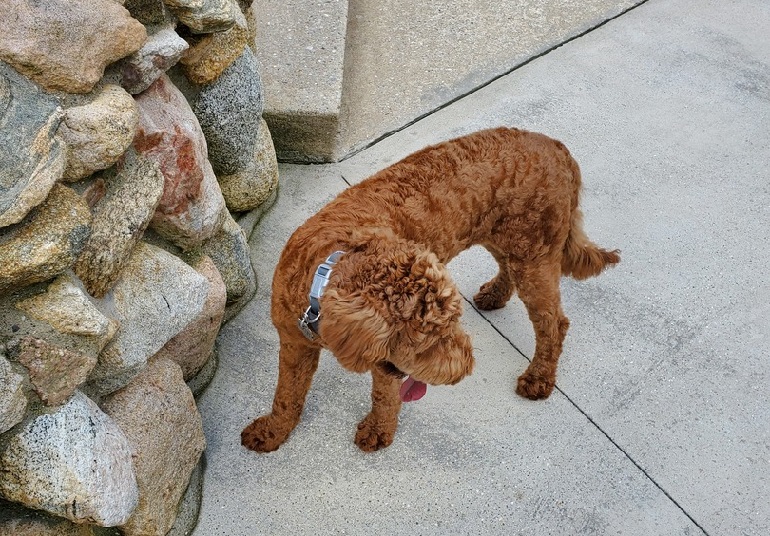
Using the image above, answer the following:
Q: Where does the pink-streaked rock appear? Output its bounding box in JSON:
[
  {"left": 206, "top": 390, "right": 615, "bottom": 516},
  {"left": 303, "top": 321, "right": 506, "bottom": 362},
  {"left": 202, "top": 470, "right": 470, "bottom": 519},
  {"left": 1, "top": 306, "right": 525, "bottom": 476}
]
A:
[
  {"left": 153, "top": 255, "right": 225, "bottom": 380},
  {"left": 101, "top": 358, "right": 205, "bottom": 536},
  {"left": 121, "top": 27, "right": 189, "bottom": 95},
  {"left": 133, "top": 75, "right": 225, "bottom": 250},
  {"left": 0, "top": 0, "right": 147, "bottom": 94},
  {"left": 10, "top": 337, "right": 97, "bottom": 407},
  {"left": 59, "top": 85, "right": 139, "bottom": 182}
]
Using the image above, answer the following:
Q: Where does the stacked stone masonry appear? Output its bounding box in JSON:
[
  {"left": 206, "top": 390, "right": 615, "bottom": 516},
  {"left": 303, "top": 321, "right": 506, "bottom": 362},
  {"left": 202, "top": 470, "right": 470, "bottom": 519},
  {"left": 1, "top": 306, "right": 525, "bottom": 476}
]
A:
[{"left": 0, "top": 0, "right": 278, "bottom": 533}]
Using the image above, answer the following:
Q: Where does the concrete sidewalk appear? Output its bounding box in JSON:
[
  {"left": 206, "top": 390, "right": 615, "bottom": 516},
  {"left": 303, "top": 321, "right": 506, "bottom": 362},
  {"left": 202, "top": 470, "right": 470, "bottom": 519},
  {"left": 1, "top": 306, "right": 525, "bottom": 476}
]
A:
[{"left": 194, "top": 0, "right": 770, "bottom": 533}]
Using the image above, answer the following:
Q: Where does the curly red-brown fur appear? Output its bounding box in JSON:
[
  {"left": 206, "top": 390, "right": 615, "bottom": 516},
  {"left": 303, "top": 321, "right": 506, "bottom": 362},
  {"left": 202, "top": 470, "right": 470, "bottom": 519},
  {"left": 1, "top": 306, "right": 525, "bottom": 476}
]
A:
[{"left": 241, "top": 127, "right": 620, "bottom": 453}]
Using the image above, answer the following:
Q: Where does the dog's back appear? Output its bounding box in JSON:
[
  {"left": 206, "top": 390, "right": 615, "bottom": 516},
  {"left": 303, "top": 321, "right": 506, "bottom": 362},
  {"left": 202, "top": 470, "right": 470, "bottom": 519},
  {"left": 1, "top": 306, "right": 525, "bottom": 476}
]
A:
[
  {"left": 310, "top": 128, "right": 576, "bottom": 258},
  {"left": 272, "top": 127, "right": 618, "bottom": 331}
]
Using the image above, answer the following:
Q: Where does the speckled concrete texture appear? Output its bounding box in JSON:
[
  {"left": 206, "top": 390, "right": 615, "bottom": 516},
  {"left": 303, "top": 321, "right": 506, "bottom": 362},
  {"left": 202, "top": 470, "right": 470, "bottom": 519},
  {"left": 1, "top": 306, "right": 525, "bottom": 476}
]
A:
[{"left": 194, "top": 0, "right": 769, "bottom": 533}]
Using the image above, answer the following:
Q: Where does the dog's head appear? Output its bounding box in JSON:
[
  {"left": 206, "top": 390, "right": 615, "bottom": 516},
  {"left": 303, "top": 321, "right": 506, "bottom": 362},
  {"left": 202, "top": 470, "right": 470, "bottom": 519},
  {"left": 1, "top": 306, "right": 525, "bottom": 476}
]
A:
[{"left": 318, "top": 229, "right": 474, "bottom": 386}]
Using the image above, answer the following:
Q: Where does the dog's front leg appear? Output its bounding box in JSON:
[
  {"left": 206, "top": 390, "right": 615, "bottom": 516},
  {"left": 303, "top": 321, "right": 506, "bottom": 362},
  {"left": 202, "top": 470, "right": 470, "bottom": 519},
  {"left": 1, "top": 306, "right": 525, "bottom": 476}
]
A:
[
  {"left": 355, "top": 365, "right": 402, "bottom": 452},
  {"left": 241, "top": 338, "right": 320, "bottom": 452}
]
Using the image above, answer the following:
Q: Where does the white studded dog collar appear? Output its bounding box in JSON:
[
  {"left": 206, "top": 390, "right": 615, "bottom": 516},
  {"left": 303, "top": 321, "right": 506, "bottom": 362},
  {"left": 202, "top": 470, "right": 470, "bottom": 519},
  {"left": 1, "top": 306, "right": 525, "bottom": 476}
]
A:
[{"left": 298, "top": 250, "right": 345, "bottom": 340}]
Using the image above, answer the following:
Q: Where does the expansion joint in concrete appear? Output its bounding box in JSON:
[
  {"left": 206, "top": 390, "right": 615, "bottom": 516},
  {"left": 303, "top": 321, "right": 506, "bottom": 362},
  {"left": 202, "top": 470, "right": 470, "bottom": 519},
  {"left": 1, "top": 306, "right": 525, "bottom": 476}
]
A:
[{"left": 465, "top": 294, "right": 710, "bottom": 536}]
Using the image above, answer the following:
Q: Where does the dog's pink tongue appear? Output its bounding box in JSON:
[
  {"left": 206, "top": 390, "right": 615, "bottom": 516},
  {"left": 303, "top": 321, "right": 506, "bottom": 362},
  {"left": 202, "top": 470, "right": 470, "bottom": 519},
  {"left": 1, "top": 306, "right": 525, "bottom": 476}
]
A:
[{"left": 399, "top": 376, "right": 427, "bottom": 402}]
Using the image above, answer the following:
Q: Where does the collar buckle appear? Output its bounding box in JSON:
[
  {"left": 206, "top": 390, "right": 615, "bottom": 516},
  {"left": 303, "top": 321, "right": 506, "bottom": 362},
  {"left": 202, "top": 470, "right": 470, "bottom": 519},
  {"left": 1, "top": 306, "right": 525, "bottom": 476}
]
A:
[
  {"left": 297, "top": 251, "right": 345, "bottom": 341},
  {"left": 298, "top": 306, "right": 319, "bottom": 340}
]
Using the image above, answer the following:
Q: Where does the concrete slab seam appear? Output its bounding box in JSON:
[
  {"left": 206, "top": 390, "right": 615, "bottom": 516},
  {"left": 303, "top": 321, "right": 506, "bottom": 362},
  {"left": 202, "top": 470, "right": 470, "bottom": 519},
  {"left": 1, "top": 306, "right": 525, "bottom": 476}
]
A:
[
  {"left": 331, "top": 0, "right": 654, "bottom": 164},
  {"left": 463, "top": 295, "right": 711, "bottom": 535}
]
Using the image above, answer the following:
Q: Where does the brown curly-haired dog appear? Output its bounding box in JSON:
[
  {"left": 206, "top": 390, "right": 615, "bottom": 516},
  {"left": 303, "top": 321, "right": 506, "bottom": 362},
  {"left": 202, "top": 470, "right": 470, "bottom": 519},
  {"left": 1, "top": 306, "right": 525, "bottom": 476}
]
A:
[{"left": 242, "top": 127, "right": 619, "bottom": 453}]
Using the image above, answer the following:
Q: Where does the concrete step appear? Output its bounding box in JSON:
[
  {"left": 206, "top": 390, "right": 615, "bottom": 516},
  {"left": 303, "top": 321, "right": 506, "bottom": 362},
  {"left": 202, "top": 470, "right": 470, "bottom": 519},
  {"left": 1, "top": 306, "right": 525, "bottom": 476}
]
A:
[
  {"left": 255, "top": 0, "right": 646, "bottom": 163},
  {"left": 253, "top": 0, "right": 349, "bottom": 163}
]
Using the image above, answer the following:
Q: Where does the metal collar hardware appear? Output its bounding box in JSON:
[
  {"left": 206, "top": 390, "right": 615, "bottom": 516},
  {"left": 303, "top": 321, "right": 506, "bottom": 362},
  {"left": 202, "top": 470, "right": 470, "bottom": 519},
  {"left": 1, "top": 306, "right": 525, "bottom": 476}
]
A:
[{"left": 298, "top": 251, "right": 345, "bottom": 340}]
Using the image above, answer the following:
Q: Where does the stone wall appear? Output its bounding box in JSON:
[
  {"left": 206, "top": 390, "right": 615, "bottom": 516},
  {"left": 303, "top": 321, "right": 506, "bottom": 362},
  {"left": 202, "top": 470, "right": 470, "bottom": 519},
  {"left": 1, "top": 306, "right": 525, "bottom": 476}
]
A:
[{"left": 0, "top": 0, "right": 276, "bottom": 534}]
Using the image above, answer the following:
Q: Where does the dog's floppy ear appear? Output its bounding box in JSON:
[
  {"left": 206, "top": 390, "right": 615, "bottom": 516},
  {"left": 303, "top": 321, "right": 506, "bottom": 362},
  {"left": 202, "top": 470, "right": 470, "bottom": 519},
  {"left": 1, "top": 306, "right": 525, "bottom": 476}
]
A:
[
  {"left": 398, "top": 252, "right": 465, "bottom": 350},
  {"left": 319, "top": 288, "right": 392, "bottom": 373}
]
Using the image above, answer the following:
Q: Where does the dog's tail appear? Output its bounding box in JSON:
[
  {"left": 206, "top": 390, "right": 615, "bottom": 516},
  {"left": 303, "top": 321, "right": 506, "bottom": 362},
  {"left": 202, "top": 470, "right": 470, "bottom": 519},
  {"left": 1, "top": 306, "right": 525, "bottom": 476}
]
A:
[{"left": 561, "top": 156, "right": 620, "bottom": 280}]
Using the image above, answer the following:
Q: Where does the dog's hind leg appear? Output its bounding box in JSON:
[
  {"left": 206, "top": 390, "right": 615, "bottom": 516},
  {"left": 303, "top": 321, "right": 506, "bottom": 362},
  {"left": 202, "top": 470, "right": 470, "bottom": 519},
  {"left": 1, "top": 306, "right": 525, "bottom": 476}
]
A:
[
  {"left": 514, "top": 262, "right": 569, "bottom": 400},
  {"left": 241, "top": 339, "right": 321, "bottom": 452},
  {"left": 473, "top": 246, "right": 516, "bottom": 310},
  {"left": 354, "top": 365, "right": 403, "bottom": 452}
]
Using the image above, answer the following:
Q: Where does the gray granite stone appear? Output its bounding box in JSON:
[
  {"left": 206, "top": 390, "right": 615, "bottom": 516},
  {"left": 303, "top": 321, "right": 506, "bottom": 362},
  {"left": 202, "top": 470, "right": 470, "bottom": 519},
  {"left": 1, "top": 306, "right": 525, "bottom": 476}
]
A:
[
  {"left": 124, "top": 0, "right": 175, "bottom": 26},
  {"left": 217, "top": 118, "right": 279, "bottom": 212},
  {"left": 121, "top": 27, "right": 189, "bottom": 95},
  {"left": 86, "top": 242, "right": 209, "bottom": 396},
  {"left": 200, "top": 211, "right": 256, "bottom": 322},
  {"left": 0, "top": 391, "right": 138, "bottom": 526},
  {"left": 0, "top": 63, "right": 65, "bottom": 228},
  {"left": 0, "top": 353, "right": 26, "bottom": 434},
  {"left": 190, "top": 47, "right": 263, "bottom": 175}
]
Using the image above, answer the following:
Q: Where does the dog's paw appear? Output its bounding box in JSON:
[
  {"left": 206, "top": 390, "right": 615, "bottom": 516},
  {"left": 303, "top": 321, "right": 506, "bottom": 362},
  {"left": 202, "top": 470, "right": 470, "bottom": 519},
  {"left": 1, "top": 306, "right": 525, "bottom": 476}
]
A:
[
  {"left": 516, "top": 372, "right": 555, "bottom": 400},
  {"left": 473, "top": 281, "right": 510, "bottom": 310},
  {"left": 241, "top": 415, "right": 288, "bottom": 453},
  {"left": 355, "top": 415, "right": 396, "bottom": 452}
]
